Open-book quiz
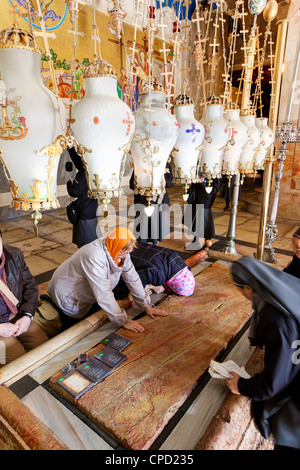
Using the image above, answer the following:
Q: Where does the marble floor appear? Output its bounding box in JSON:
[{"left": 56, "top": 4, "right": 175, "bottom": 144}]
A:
[{"left": 0, "top": 181, "right": 297, "bottom": 450}]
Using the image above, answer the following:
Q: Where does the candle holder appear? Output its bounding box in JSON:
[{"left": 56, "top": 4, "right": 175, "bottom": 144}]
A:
[{"left": 263, "top": 121, "right": 300, "bottom": 263}]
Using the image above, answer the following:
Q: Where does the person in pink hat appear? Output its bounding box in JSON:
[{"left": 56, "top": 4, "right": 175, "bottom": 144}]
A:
[{"left": 113, "top": 242, "right": 196, "bottom": 300}]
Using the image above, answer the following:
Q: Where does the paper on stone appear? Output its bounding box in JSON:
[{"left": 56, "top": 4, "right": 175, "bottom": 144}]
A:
[{"left": 208, "top": 359, "right": 251, "bottom": 380}]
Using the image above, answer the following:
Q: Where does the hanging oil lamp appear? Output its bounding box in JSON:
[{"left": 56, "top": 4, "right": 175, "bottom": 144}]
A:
[
  {"left": 172, "top": 93, "right": 205, "bottom": 200},
  {"left": 108, "top": 0, "right": 127, "bottom": 41},
  {"left": 71, "top": 58, "right": 135, "bottom": 206},
  {"left": 130, "top": 80, "right": 179, "bottom": 214},
  {"left": 0, "top": 24, "right": 67, "bottom": 234}
]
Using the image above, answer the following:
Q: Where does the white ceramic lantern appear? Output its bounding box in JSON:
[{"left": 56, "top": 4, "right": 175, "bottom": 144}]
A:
[
  {"left": 222, "top": 105, "right": 248, "bottom": 176},
  {"left": 71, "top": 58, "right": 135, "bottom": 202},
  {"left": 172, "top": 93, "right": 205, "bottom": 185},
  {"left": 199, "top": 97, "right": 229, "bottom": 180},
  {"left": 253, "top": 117, "right": 274, "bottom": 170},
  {"left": 239, "top": 113, "right": 261, "bottom": 174},
  {"left": 130, "top": 85, "right": 179, "bottom": 202},
  {"left": 0, "top": 26, "right": 66, "bottom": 212}
]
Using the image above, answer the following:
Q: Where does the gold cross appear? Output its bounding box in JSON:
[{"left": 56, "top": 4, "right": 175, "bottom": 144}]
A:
[{"left": 9, "top": 3, "right": 19, "bottom": 27}]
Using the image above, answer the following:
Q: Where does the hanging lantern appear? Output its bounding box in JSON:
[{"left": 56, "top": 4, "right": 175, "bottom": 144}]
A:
[
  {"left": 248, "top": 0, "right": 267, "bottom": 15},
  {"left": 173, "top": 21, "right": 181, "bottom": 34},
  {"left": 172, "top": 93, "right": 205, "bottom": 200},
  {"left": 253, "top": 117, "right": 274, "bottom": 170},
  {"left": 172, "top": 21, "right": 183, "bottom": 62},
  {"left": 239, "top": 112, "right": 261, "bottom": 177},
  {"left": 65, "top": 0, "right": 77, "bottom": 23},
  {"left": 222, "top": 103, "right": 249, "bottom": 179},
  {"left": 108, "top": 0, "right": 127, "bottom": 41},
  {"left": 193, "top": 34, "right": 205, "bottom": 71},
  {"left": 199, "top": 96, "right": 229, "bottom": 182},
  {"left": 71, "top": 58, "right": 135, "bottom": 207},
  {"left": 130, "top": 81, "right": 179, "bottom": 210},
  {"left": 0, "top": 26, "right": 67, "bottom": 221},
  {"left": 263, "top": 0, "right": 278, "bottom": 22},
  {"left": 143, "top": 6, "right": 159, "bottom": 53}
]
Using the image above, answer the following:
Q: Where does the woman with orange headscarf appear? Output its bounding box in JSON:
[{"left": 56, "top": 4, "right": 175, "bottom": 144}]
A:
[{"left": 47, "top": 227, "right": 168, "bottom": 333}]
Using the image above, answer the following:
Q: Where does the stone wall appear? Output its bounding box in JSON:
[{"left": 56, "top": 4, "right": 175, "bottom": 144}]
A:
[{"left": 273, "top": 1, "right": 300, "bottom": 221}]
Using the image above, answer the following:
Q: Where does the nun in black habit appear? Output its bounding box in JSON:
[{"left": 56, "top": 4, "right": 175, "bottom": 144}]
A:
[
  {"left": 66, "top": 147, "right": 100, "bottom": 248},
  {"left": 130, "top": 161, "right": 173, "bottom": 245},
  {"left": 283, "top": 227, "right": 300, "bottom": 279},
  {"left": 227, "top": 256, "right": 300, "bottom": 451},
  {"left": 183, "top": 177, "right": 221, "bottom": 250}
]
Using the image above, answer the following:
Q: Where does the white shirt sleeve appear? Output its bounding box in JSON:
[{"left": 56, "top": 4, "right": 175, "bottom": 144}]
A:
[{"left": 80, "top": 256, "right": 128, "bottom": 326}]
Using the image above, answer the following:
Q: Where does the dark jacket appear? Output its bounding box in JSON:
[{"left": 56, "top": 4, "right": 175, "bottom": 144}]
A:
[
  {"left": 283, "top": 255, "right": 300, "bottom": 279},
  {"left": 131, "top": 242, "right": 187, "bottom": 287},
  {"left": 113, "top": 242, "right": 187, "bottom": 299},
  {"left": 238, "top": 302, "right": 300, "bottom": 447},
  {"left": 2, "top": 245, "right": 38, "bottom": 317}
]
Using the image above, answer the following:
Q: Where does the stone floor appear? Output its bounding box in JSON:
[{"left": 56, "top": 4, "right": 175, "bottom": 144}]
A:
[
  {"left": 1, "top": 180, "right": 296, "bottom": 276},
  {"left": 0, "top": 180, "right": 297, "bottom": 450}
]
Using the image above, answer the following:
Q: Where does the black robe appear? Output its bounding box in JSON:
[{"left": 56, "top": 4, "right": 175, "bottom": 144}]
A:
[
  {"left": 219, "top": 174, "right": 241, "bottom": 205},
  {"left": 66, "top": 148, "right": 99, "bottom": 247},
  {"left": 183, "top": 178, "right": 221, "bottom": 240},
  {"left": 238, "top": 299, "right": 300, "bottom": 449},
  {"left": 130, "top": 162, "right": 173, "bottom": 244},
  {"left": 283, "top": 255, "right": 300, "bottom": 279}
]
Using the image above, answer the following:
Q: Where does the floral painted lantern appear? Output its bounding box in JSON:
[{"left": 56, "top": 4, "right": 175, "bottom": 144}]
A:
[
  {"left": 222, "top": 104, "right": 249, "bottom": 178},
  {"left": 0, "top": 25, "right": 67, "bottom": 225},
  {"left": 253, "top": 117, "right": 274, "bottom": 170},
  {"left": 71, "top": 58, "right": 135, "bottom": 206},
  {"left": 130, "top": 82, "right": 179, "bottom": 212},
  {"left": 239, "top": 113, "right": 261, "bottom": 177},
  {"left": 172, "top": 94, "right": 205, "bottom": 198},
  {"left": 199, "top": 96, "right": 229, "bottom": 186}
]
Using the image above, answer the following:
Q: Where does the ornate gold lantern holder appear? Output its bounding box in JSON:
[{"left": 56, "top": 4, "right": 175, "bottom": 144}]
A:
[
  {"left": 108, "top": 0, "right": 127, "bottom": 41},
  {"left": 63, "top": 133, "right": 125, "bottom": 216},
  {"left": 131, "top": 134, "right": 165, "bottom": 217},
  {"left": 0, "top": 134, "right": 67, "bottom": 235}
]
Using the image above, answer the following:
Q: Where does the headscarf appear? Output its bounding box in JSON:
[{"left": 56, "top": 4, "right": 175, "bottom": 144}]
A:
[
  {"left": 105, "top": 227, "right": 135, "bottom": 266},
  {"left": 293, "top": 227, "right": 300, "bottom": 238},
  {"left": 166, "top": 266, "right": 195, "bottom": 296},
  {"left": 231, "top": 256, "right": 300, "bottom": 321}
]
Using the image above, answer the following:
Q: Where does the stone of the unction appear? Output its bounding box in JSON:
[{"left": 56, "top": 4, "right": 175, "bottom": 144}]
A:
[{"left": 50, "top": 262, "right": 252, "bottom": 450}]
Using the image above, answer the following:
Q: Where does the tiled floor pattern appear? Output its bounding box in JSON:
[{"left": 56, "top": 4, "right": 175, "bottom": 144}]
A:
[{"left": 0, "top": 182, "right": 297, "bottom": 450}]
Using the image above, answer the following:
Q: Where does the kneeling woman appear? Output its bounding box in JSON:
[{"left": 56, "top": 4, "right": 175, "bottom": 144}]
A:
[
  {"left": 226, "top": 256, "right": 300, "bottom": 451},
  {"left": 113, "top": 241, "right": 195, "bottom": 299},
  {"left": 47, "top": 228, "right": 168, "bottom": 333}
]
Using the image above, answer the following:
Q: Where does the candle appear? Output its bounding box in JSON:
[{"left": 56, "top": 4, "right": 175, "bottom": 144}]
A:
[{"left": 285, "top": 35, "right": 300, "bottom": 123}]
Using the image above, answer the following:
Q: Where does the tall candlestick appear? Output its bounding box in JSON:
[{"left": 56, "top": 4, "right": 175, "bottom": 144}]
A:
[{"left": 285, "top": 35, "right": 300, "bottom": 123}]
